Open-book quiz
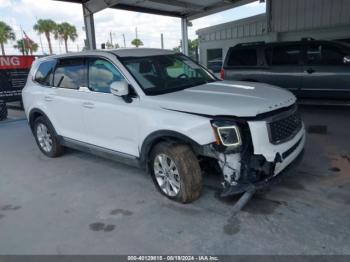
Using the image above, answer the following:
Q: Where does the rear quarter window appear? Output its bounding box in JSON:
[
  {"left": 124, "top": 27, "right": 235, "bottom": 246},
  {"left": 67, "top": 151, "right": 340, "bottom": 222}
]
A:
[
  {"left": 34, "top": 60, "right": 56, "bottom": 86},
  {"left": 226, "top": 48, "right": 257, "bottom": 67},
  {"left": 53, "top": 58, "right": 86, "bottom": 90}
]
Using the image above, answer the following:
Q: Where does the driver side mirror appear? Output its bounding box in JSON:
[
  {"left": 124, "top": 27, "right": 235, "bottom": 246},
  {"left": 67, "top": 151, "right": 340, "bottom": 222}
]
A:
[
  {"left": 110, "top": 80, "right": 129, "bottom": 97},
  {"left": 344, "top": 56, "right": 350, "bottom": 64}
]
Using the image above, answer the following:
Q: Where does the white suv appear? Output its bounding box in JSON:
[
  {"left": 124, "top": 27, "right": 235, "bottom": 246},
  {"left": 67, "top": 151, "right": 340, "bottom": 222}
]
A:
[{"left": 22, "top": 49, "right": 305, "bottom": 203}]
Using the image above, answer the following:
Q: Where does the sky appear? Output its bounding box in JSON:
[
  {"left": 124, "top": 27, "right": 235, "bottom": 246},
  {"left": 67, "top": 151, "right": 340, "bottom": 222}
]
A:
[{"left": 0, "top": 0, "right": 266, "bottom": 55}]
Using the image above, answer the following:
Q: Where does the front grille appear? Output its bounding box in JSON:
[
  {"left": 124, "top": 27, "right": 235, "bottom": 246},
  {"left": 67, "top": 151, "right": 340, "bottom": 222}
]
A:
[{"left": 268, "top": 109, "right": 302, "bottom": 144}]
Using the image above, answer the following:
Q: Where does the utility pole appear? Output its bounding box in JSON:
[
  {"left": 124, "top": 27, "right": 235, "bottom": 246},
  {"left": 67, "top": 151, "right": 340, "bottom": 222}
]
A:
[
  {"left": 19, "top": 25, "right": 26, "bottom": 55},
  {"left": 123, "top": 34, "right": 126, "bottom": 48},
  {"left": 161, "top": 33, "right": 164, "bottom": 49},
  {"left": 135, "top": 27, "right": 138, "bottom": 39},
  {"left": 109, "top": 32, "right": 113, "bottom": 45}
]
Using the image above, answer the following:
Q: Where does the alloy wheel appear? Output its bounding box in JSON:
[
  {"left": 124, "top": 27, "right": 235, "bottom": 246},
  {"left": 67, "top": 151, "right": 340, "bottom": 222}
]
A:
[{"left": 153, "top": 154, "right": 181, "bottom": 197}]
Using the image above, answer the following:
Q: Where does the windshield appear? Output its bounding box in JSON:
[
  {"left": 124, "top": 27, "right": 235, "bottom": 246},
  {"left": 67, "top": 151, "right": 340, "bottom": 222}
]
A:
[{"left": 120, "top": 54, "right": 217, "bottom": 95}]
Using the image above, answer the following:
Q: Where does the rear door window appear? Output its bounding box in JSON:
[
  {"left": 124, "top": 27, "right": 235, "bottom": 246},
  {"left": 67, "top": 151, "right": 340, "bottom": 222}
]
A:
[
  {"left": 268, "top": 45, "right": 301, "bottom": 65},
  {"left": 34, "top": 60, "right": 56, "bottom": 86},
  {"left": 53, "top": 58, "right": 86, "bottom": 89},
  {"left": 307, "top": 44, "right": 345, "bottom": 65},
  {"left": 227, "top": 48, "right": 257, "bottom": 67}
]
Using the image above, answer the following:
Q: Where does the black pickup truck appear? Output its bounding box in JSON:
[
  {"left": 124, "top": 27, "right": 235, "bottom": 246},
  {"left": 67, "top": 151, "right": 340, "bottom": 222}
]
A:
[{"left": 0, "top": 55, "right": 35, "bottom": 120}]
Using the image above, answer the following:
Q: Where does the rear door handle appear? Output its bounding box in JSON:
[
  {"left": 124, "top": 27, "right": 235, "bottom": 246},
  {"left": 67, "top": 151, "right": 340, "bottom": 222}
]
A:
[
  {"left": 82, "top": 102, "right": 95, "bottom": 109},
  {"left": 305, "top": 68, "right": 315, "bottom": 74},
  {"left": 44, "top": 96, "right": 54, "bottom": 102}
]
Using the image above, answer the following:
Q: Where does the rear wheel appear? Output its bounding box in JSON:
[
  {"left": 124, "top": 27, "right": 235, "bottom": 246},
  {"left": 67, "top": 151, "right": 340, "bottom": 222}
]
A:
[
  {"left": 0, "top": 102, "right": 8, "bottom": 121},
  {"left": 149, "top": 142, "right": 202, "bottom": 203},
  {"left": 33, "top": 116, "right": 63, "bottom": 157}
]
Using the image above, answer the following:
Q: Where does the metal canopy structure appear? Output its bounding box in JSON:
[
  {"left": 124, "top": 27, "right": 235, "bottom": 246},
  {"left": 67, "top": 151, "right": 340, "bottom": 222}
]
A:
[{"left": 55, "top": 0, "right": 257, "bottom": 54}]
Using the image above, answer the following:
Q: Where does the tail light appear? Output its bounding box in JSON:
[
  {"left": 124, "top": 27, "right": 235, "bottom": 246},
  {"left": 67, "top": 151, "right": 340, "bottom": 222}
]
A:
[{"left": 220, "top": 68, "right": 225, "bottom": 79}]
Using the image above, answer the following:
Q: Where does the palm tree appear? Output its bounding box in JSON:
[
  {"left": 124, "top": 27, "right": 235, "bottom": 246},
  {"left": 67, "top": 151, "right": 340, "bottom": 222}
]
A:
[
  {"left": 33, "top": 19, "right": 56, "bottom": 55},
  {"left": 54, "top": 22, "right": 78, "bottom": 53},
  {"left": 131, "top": 38, "right": 143, "bottom": 48},
  {"left": 0, "top": 21, "right": 16, "bottom": 55},
  {"left": 14, "top": 38, "right": 38, "bottom": 55}
]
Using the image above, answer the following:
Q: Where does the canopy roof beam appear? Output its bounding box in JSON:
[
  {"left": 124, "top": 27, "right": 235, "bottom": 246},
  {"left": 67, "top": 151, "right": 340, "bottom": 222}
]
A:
[{"left": 187, "top": 0, "right": 256, "bottom": 20}]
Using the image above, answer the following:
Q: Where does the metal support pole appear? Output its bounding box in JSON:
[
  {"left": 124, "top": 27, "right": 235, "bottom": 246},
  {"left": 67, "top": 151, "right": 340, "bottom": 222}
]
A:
[
  {"left": 82, "top": 4, "right": 96, "bottom": 50},
  {"left": 181, "top": 17, "right": 189, "bottom": 55},
  {"left": 266, "top": 0, "right": 272, "bottom": 33},
  {"left": 161, "top": 33, "right": 164, "bottom": 49}
]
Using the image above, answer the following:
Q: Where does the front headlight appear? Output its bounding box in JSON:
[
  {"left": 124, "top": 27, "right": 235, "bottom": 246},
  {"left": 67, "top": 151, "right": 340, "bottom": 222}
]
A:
[{"left": 211, "top": 121, "right": 242, "bottom": 147}]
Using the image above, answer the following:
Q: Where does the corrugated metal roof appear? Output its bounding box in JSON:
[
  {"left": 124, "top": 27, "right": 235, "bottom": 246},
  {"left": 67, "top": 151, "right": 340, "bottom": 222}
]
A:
[{"left": 55, "top": 0, "right": 256, "bottom": 20}]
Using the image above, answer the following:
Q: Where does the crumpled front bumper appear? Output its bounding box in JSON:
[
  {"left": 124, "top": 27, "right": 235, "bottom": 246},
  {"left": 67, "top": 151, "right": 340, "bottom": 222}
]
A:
[
  {"left": 220, "top": 124, "right": 306, "bottom": 196},
  {"left": 221, "top": 142, "right": 305, "bottom": 196}
]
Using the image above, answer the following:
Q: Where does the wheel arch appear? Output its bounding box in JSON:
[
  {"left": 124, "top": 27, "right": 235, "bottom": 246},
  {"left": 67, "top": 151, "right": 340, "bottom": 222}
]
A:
[
  {"left": 140, "top": 130, "right": 202, "bottom": 166},
  {"left": 28, "top": 108, "right": 53, "bottom": 132}
]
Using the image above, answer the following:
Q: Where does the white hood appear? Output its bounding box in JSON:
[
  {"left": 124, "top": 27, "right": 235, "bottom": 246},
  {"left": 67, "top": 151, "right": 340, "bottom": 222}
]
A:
[{"left": 146, "top": 81, "right": 296, "bottom": 117}]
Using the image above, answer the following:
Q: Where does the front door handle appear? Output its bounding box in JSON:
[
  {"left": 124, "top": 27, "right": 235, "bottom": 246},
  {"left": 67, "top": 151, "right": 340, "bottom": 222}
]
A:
[
  {"left": 82, "top": 102, "right": 95, "bottom": 109},
  {"left": 44, "top": 96, "right": 54, "bottom": 102},
  {"left": 305, "top": 68, "right": 315, "bottom": 74}
]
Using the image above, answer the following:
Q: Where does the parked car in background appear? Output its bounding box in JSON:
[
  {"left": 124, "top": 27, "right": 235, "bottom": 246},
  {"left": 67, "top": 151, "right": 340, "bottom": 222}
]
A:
[
  {"left": 221, "top": 39, "right": 350, "bottom": 99},
  {"left": 23, "top": 49, "right": 305, "bottom": 203}
]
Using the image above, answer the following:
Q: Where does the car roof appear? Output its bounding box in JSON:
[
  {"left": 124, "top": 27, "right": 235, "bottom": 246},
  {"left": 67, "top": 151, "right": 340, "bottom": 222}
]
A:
[
  {"left": 37, "top": 48, "right": 177, "bottom": 62},
  {"left": 111, "top": 48, "right": 176, "bottom": 57}
]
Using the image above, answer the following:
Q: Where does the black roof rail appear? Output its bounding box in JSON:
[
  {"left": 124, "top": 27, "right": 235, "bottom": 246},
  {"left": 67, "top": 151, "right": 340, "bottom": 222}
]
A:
[{"left": 234, "top": 41, "right": 265, "bottom": 47}]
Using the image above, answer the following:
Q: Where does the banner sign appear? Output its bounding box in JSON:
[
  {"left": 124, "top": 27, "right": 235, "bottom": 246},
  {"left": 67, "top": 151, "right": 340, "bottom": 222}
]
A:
[{"left": 0, "top": 56, "right": 35, "bottom": 102}]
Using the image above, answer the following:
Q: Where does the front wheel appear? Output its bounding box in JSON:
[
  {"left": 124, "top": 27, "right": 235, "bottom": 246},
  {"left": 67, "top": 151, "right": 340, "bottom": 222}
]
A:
[
  {"left": 149, "top": 142, "right": 202, "bottom": 203},
  {"left": 33, "top": 116, "right": 63, "bottom": 158}
]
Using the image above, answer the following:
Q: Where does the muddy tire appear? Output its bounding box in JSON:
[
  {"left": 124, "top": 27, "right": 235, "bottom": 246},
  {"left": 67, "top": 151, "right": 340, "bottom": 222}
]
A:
[
  {"left": 33, "top": 116, "right": 63, "bottom": 158},
  {"left": 0, "top": 102, "right": 8, "bottom": 121},
  {"left": 149, "top": 142, "right": 202, "bottom": 203}
]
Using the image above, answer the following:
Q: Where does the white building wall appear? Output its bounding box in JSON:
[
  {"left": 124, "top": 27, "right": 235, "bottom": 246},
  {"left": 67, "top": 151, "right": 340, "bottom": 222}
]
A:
[
  {"left": 197, "top": 14, "right": 271, "bottom": 66},
  {"left": 271, "top": 0, "right": 350, "bottom": 33}
]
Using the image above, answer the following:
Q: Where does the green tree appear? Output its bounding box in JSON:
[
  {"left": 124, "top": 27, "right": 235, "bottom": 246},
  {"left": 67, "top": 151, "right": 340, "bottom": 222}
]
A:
[
  {"left": 173, "top": 39, "right": 198, "bottom": 60},
  {"left": 105, "top": 41, "right": 119, "bottom": 49},
  {"left": 33, "top": 19, "right": 57, "bottom": 55},
  {"left": 172, "top": 46, "right": 180, "bottom": 52},
  {"left": 13, "top": 38, "right": 38, "bottom": 55},
  {"left": 105, "top": 41, "right": 114, "bottom": 49},
  {"left": 188, "top": 39, "right": 198, "bottom": 52},
  {"left": 131, "top": 38, "right": 143, "bottom": 48},
  {"left": 54, "top": 22, "right": 78, "bottom": 53},
  {"left": 0, "top": 21, "right": 16, "bottom": 55}
]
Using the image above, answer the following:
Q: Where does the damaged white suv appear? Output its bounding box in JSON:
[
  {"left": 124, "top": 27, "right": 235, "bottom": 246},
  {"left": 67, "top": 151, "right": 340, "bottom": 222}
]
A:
[{"left": 23, "top": 49, "right": 305, "bottom": 203}]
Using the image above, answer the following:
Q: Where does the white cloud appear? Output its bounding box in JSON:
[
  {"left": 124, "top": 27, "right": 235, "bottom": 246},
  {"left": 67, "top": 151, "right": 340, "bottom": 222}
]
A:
[
  {"left": 94, "top": 9, "right": 182, "bottom": 49},
  {"left": 0, "top": 0, "right": 11, "bottom": 8}
]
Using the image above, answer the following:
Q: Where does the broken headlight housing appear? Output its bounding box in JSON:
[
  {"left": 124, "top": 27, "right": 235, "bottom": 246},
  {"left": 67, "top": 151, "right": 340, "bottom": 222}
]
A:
[{"left": 211, "top": 120, "right": 242, "bottom": 147}]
